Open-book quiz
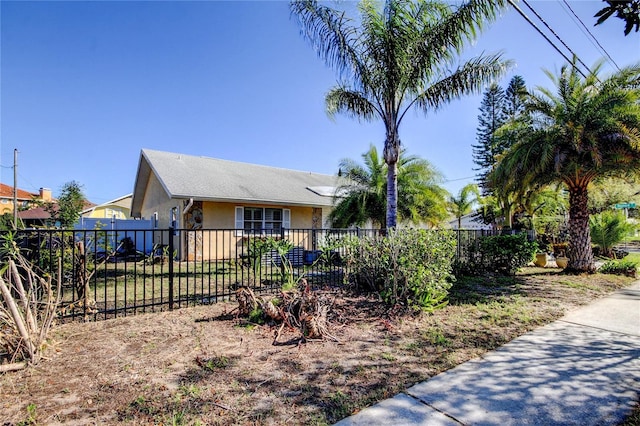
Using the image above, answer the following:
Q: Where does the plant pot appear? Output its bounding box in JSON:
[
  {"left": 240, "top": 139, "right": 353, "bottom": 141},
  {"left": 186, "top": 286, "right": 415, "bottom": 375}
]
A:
[
  {"left": 534, "top": 253, "right": 548, "bottom": 267},
  {"left": 556, "top": 256, "right": 568, "bottom": 269}
]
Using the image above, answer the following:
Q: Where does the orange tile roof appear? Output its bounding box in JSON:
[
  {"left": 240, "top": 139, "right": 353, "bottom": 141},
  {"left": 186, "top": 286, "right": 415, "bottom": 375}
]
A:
[{"left": 0, "top": 183, "right": 39, "bottom": 200}]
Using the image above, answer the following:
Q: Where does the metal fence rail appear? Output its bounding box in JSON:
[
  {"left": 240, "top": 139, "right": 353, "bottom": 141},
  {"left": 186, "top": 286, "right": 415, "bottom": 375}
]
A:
[{"left": 1, "top": 227, "right": 521, "bottom": 322}]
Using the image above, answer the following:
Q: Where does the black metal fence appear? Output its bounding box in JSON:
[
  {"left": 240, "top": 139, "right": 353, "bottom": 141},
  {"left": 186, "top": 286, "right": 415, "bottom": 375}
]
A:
[{"left": 1, "top": 227, "right": 519, "bottom": 322}]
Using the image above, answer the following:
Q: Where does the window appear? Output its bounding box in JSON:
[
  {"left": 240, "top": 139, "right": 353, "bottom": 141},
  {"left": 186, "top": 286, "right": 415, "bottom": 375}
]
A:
[{"left": 236, "top": 207, "right": 290, "bottom": 235}]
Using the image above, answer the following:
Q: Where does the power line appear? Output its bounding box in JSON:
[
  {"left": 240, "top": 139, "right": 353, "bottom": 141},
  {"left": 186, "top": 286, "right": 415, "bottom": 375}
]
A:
[
  {"left": 506, "top": 0, "right": 589, "bottom": 79},
  {"left": 558, "top": 0, "right": 622, "bottom": 72},
  {"left": 521, "top": 0, "right": 594, "bottom": 75}
]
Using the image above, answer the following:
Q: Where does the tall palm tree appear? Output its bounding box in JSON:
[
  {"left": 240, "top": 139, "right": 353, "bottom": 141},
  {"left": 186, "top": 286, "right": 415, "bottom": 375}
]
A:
[
  {"left": 449, "top": 183, "right": 480, "bottom": 229},
  {"left": 291, "top": 0, "right": 510, "bottom": 229},
  {"left": 489, "top": 59, "right": 640, "bottom": 272},
  {"left": 330, "top": 145, "right": 448, "bottom": 228}
]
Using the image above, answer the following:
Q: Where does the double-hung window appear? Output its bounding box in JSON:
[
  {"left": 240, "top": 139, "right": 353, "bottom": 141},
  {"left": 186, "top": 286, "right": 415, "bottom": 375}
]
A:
[{"left": 236, "top": 207, "right": 290, "bottom": 235}]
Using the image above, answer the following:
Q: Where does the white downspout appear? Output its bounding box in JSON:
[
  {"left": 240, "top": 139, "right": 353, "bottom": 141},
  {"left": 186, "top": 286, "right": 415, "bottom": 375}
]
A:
[{"left": 182, "top": 198, "right": 194, "bottom": 215}]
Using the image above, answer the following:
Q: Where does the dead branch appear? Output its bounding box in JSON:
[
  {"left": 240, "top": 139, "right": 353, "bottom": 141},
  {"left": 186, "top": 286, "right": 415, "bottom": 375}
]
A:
[
  {"left": 0, "top": 256, "right": 62, "bottom": 369},
  {"left": 235, "top": 279, "right": 339, "bottom": 344},
  {"left": 0, "top": 362, "right": 26, "bottom": 373}
]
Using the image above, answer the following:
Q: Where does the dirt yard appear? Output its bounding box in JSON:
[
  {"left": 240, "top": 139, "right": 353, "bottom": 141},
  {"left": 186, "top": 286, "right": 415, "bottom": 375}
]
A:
[{"left": 0, "top": 268, "right": 635, "bottom": 425}]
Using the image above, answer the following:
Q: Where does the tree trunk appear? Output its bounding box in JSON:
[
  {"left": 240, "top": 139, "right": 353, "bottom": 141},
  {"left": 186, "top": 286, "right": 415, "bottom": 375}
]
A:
[
  {"left": 568, "top": 185, "right": 595, "bottom": 272},
  {"left": 386, "top": 160, "right": 398, "bottom": 229},
  {"left": 383, "top": 133, "right": 400, "bottom": 229}
]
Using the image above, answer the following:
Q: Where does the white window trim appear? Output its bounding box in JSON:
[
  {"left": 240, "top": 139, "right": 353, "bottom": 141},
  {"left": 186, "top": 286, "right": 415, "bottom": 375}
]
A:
[{"left": 235, "top": 206, "right": 290, "bottom": 236}]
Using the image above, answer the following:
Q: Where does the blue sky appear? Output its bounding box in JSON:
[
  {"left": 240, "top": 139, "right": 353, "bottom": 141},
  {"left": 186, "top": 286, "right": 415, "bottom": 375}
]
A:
[{"left": 1, "top": 0, "right": 638, "bottom": 205}]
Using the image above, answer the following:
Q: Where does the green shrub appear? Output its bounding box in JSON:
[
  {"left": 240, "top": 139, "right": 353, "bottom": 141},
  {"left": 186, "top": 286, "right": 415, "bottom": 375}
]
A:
[
  {"left": 455, "top": 233, "right": 538, "bottom": 276},
  {"left": 599, "top": 259, "right": 638, "bottom": 277},
  {"left": 343, "top": 229, "right": 456, "bottom": 311},
  {"left": 590, "top": 211, "right": 637, "bottom": 258}
]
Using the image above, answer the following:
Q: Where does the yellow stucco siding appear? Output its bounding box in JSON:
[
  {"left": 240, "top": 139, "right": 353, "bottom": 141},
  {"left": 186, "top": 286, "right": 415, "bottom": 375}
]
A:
[
  {"left": 140, "top": 173, "right": 176, "bottom": 225},
  {"left": 86, "top": 206, "right": 129, "bottom": 219},
  {"left": 179, "top": 201, "right": 319, "bottom": 260}
]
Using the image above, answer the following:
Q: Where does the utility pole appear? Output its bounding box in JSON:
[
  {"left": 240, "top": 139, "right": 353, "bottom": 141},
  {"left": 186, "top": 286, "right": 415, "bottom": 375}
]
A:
[{"left": 13, "top": 149, "right": 18, "bottom": 230}]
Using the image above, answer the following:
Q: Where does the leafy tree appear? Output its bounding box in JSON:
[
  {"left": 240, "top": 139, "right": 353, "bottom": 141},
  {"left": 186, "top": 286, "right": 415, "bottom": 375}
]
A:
[
  {"left": 45, "top": 181, "right": 86, "bottom": 228},
  {"left": 489, "top": 59, "right": 640, "bottom": 272},
  {"left": 448, "top": 183, "right": 480, "bottom": 229},
  {"left": 595, "top": 0, "right": 640, "bottom": 35},
  {"left": 517, "top": 185, "right": 568, "bottom": 234},
  {"left": 292, "top": 0, "right": 510, "bottom": 229},
  {"left": 330, "top": 145, "right": 448, "bottom": 228},
  {"left": 589, "top": 177, "right": 640, "bottom": 213}
]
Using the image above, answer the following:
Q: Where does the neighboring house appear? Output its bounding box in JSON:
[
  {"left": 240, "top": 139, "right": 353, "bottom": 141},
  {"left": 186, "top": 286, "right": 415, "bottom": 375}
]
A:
[
  {"left": 18, "top": 207, "right": 52, "bottom": 228},
  {"left": 81, "top": 194, "right": 133, "bottom": 220},
  {"left": 18, "top": 195, "right": 97, "bottom": 229},
  {"left": 131, "top": 149, "right": 341, "bottom": 260},
  {"left": 448, "top": 212, "right": 493, "bottom": 230},
  {"left": 0, "top": 185, "right": 51, "bottom": 216}
]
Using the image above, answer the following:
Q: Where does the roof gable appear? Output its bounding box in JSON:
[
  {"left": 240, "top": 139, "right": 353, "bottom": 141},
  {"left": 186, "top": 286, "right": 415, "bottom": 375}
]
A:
[{"left": 132, "top": 149, "right": 340, "bottom": 216}]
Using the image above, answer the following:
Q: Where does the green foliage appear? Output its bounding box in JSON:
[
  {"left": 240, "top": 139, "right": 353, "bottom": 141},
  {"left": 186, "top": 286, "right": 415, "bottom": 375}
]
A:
[
  {"left": 599, "top": 259, "right": 638, "bottom": 277},
  {"left": 244, "top": 236, "right": 274, "bottom": 280},
  {"left": 448, "top": 184, "right": 480, "bottom": 228},
  {"left": 488, "top": 58, "right": 640, "bottom": 271},
  {"left": 17, "top": 403, "right": 38, "bottom": 426},
  {"left": 343, "top": 229, "right": 456, "bottom": 311},
  {"left": 248, "top": 307, "right": 265, "bottom": 324},
  {"left": 331, "top": 145, "right": 448, "bottom": 228},
  {"left": 44, "top": 181, "right": 86, "bottom": 228},
  {"left": 292, "top": 0, "right": 510, "bottom": 228},
  {"left": 456, "top": 233, "right": 537, "bottom": 276},
  {"left": 595, "top": 0, "right": 640, "bottom": 35},
  {"left": 590, "top": 210, "right": 637, "bottom": 258}
]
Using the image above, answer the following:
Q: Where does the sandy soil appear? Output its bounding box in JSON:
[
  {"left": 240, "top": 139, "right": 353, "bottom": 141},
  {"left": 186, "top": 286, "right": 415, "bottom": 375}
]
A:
[{"left": 0, "top": 269, "right": 634, "bottom": 425}]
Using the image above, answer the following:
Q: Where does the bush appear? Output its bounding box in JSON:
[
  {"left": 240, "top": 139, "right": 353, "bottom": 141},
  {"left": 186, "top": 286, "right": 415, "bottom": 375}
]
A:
[
  {"left": 343, "top": 229, "right": 456, "bottom": 311},
  {"left": 455, "top": 233, "right": 538, "bottom": 276},
  {"left": 599, "top": 259, "right": 638, "bottom": 277},
  {"left": 590, "top": 211, "right": 637, "bottom": 258}
]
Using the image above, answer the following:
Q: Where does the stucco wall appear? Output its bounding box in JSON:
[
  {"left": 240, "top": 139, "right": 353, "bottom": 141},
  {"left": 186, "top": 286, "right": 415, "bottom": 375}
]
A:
[{"left": 179, "top": 201, "right": 319, "bottom": 260}]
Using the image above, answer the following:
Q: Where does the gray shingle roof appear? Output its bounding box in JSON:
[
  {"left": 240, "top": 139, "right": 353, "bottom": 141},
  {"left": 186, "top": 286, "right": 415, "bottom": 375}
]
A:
[{"left": 132, "top": 149, "right": 339, "bottom": 214}]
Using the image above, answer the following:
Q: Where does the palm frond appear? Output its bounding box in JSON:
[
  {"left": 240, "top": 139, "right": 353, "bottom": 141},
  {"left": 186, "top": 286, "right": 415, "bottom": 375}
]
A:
[
  {"left": 410, "top": 53, "right": 511, "bottom": 116},
  {"left": 326, "top": 86, "right": 379, "bottom": 121}
]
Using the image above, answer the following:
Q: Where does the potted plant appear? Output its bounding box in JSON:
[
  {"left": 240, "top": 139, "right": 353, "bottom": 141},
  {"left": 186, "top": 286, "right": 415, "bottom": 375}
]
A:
[
  {"left": 534, "top": 252, "right": 548, "bottom": 267},
  {"left": 553, "top": 243, "right": 569, "bottom": 268},
  {"left": 555, "top": 254, "right": 569, "bottom": 268}
]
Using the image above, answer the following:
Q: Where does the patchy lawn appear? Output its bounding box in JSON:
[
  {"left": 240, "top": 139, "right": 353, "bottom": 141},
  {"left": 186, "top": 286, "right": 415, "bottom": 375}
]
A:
[{"left": 0, "top": 268, "right": 636, "bottom": 425}]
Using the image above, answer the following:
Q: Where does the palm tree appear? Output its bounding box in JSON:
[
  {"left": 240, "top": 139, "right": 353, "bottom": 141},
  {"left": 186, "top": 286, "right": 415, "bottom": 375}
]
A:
[
  {"left": 449, "top": 184, "right": 480, "bottom": 229},
  {"left": 489, "top": 59, "right": 640, "bottom": 272},
  {"left": 330, "top": 145, "right": 448, "bottom": 228},
  {"left": 291, "top": 0, "right": 510, "bottom": 229}
]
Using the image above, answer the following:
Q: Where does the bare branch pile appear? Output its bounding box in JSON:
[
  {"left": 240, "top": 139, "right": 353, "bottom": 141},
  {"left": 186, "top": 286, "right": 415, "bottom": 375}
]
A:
[
  {"left": 0, "top": 255, "right": 62, "bottom": 371},
  {"left": 235, "top": 279, "right": 338, "bottom": 344}
]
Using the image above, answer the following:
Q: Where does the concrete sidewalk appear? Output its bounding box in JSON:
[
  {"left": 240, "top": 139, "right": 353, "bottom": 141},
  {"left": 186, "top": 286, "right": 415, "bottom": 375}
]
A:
[{"left": 335, "top": 282, "right": 640, "bottom": 426}]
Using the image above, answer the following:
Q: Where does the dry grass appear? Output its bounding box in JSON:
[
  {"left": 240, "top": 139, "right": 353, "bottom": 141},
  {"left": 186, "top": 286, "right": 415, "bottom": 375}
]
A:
[{"left": 0, "top": 268, "right": 636, "bottom": 425}]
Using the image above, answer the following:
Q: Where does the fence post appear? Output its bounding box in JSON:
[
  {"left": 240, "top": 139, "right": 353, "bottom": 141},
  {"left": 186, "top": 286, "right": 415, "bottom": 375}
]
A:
[{"left": 168, "top": 226, "right": 174, "bottom": 310}]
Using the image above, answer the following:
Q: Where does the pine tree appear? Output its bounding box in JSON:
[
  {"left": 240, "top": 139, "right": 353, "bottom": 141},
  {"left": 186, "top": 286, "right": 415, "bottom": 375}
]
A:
[
  {"left": 472, "top": 83, "right": 506, "bottom": 193},
  {"left": 503, "top": 75, "right": 527, "bottom": 119}
]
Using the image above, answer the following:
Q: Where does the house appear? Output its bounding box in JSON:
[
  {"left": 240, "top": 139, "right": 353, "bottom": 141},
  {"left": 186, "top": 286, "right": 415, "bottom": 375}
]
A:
[
  {"left": 448, "top": 212, "right": 493, "bottom": 230},
  {"left": 81, "top": 194, "right": 133, "bottom": 220},
  {"left": 130, "top": 149, "right": 341, "bottom": 260},
  {"left": 0, "top": 185, "right": 51, "bottom": 216}
]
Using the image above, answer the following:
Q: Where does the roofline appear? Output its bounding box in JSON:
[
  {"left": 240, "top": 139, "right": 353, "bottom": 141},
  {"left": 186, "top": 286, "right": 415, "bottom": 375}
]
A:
[
  {"left": 170, "top": 194, "right": 333, "bottom": 208},
  {"left": 81, "top": 193, "right": 133, "bottom": 214}
]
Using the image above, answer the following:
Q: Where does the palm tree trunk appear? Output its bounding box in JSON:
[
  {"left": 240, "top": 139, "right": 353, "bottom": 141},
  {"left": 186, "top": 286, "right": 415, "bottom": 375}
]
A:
[
  {"left": 386, "top": 160, "right": 398, "bottom": 229},
  {"left": 384, "top": 133, "right": 400, "bottom": 229},
  {"left": 568, "top": 185, "right": 595, "bottom": 272}
]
